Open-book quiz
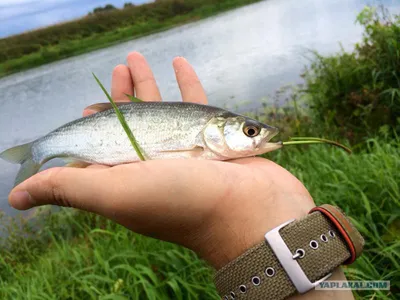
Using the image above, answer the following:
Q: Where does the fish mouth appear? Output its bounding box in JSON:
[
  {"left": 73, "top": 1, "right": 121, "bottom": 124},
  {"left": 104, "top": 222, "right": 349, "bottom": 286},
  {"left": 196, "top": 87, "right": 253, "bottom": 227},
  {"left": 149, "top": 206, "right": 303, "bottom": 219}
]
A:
[
  {"left": 263, "top": 125, "right": 279, "bottom": 142},
  {"left": 256, "top": 140, "right": 283, "bottom": 155},
  {"left": 253, "top": 126, "right": 280, "bottom": 155}
]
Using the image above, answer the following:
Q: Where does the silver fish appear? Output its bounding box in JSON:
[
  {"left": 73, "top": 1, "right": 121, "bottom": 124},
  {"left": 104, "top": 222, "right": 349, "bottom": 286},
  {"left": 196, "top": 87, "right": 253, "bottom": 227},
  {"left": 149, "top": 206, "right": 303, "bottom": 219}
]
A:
[{"left": 0, "top": 102, "right": 282, "bottom": 186}]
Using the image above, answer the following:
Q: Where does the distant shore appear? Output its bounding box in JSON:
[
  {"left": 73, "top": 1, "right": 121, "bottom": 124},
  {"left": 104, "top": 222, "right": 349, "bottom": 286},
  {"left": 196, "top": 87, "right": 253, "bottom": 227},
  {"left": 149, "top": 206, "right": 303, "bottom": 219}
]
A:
[{"left": 0, "top": 0, "right": 262, "bottom": 79}]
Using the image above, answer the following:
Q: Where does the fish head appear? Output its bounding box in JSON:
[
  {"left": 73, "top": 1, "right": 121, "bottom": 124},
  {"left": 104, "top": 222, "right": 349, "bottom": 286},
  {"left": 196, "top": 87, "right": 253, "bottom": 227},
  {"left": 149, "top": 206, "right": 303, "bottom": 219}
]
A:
[{"left": 203, "top": 115, "right": 282, "bottom": 159}]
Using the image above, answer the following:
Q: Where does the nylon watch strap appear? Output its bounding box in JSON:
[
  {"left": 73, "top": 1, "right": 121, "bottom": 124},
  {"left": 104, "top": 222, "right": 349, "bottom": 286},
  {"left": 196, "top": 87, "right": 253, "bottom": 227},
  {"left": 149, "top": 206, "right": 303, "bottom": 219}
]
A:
[{"left": 214, "top": 204, "right": 365, "bottom": 300}]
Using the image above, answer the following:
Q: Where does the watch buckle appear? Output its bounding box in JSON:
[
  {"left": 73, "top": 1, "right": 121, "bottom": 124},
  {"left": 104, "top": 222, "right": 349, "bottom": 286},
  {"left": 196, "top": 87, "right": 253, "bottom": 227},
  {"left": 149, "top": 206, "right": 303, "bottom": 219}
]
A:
[{"left": 264, "top": 219, "right": 332, "bottom": 294}]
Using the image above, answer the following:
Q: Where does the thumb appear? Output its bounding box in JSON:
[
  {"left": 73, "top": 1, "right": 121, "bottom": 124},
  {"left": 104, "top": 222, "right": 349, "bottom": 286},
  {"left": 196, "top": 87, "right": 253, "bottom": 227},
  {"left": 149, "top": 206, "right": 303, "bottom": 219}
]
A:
[
  {"left": 7, "top": 160, "right": 225, "bottom": 218},
  {"left": 8, "top": 166, "right": 122, "bottom": 215},
  {"left": 8, "top": 159, "right": 232, "bottom": 241}
]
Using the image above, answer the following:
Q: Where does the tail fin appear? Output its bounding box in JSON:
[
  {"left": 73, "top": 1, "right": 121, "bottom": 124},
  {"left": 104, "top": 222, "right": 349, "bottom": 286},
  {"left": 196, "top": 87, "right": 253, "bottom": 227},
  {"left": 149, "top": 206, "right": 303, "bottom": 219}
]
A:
[{"left": 0, "top": 142, "right": 41, "bottom": 186}]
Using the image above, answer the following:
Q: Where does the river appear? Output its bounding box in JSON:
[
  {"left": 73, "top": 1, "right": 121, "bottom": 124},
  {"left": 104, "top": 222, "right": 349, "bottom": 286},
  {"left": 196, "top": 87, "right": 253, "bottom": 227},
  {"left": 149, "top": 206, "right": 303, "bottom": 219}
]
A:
[{"left": 0, "top": 0, "right": 399, "bottom": 216}]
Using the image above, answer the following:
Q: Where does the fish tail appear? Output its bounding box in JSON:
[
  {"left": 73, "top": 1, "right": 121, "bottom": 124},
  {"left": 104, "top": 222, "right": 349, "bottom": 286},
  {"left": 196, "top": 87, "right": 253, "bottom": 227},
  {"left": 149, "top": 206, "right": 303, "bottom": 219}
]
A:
[{"left": 0, "top": 142, "right": 41, "bottom": 186}]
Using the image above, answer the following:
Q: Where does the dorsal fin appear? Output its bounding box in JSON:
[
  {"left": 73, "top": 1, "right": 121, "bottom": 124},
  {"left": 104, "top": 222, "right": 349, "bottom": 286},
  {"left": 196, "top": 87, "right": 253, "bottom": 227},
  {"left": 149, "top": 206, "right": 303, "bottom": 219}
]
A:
[{"left": 85, "top": 102, "right": 130, "bottom": 113}]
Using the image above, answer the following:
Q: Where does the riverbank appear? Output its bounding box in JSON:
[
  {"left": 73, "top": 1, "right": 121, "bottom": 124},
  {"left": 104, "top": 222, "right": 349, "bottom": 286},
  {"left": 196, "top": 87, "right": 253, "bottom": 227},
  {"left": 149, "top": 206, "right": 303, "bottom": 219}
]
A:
[{"left": 0, "top": 0, "right": 262, "bottom": 79}]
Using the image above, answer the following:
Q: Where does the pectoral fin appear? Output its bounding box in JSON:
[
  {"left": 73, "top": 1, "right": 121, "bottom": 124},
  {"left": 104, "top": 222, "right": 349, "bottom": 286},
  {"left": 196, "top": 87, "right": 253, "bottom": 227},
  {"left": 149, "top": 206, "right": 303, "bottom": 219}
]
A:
[
  {"left": 159, "top": 146, "right": 204, "bottom": 154},
  {"left": 65, "top": 160, "right": 92, "bottom": 168}
]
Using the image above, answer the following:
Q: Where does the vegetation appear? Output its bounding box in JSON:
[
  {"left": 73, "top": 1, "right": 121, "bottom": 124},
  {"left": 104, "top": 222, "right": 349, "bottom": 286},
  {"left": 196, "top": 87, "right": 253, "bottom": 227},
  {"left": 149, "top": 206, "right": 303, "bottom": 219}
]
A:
[
  {"left": 89, "top": 4, "right": 117, "bottom": 15},
  {"left": 124, "top": 3, "right": 136, "bottom": 9},
  {"left": 301, "top": 6, "right": 400, "bottom": 142},
  {"left": 0, "top": 0, "right": 263, "bottom": 78},
  {"left": 0, "top": 5, "right": 399, "bottom": 300}
]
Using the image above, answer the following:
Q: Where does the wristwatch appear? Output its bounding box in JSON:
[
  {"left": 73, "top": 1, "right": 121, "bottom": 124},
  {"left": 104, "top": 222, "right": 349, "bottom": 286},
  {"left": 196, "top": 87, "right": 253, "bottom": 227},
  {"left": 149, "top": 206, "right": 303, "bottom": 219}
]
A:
[{"left": 214, "top": 204, "right": 364, "bottom": 299}]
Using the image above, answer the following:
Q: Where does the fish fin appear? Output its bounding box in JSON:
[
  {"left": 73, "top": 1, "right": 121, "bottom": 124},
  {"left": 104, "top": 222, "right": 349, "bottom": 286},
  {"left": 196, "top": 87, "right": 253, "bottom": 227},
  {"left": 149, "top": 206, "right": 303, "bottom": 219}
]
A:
[
  {"left": 0, "top": 142, "right": 33, "bottom": 164},
  {"left": 15, "top": 159, "right": 41, "bottom": 186},
  {"left": 61, "top": 157, "right": 75, "bottom": 164},
  {"left": 85, "top": 102, "right": 128, "bottom": 113},
  {"left": 64, "top": 160, "right": 91, "bottom": 168},
  {"left": 0, "top": 142, "right": 41, "bottom": 186},
  {"left": 159, "top": 146, "right": 204, "bottom": 153}
]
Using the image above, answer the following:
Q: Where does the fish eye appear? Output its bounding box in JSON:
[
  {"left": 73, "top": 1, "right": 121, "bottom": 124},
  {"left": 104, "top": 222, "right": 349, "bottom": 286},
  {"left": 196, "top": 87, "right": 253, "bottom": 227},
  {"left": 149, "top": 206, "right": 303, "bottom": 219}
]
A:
[{"left": 243, "top": 124, "right": 260, "bottom": 137}]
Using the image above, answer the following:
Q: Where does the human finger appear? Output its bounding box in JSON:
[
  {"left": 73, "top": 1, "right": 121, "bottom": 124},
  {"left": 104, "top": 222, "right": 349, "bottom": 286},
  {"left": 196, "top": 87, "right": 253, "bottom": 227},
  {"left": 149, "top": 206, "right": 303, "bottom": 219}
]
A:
[
  {"left": 111, "top": 64, "right": 134, "bottom": 101},
  {"left": 127, "top": 52, "right": 162, "bottom": 101},
  {"left": 173, "top": 57, "right": 208, "bottom": 104}
]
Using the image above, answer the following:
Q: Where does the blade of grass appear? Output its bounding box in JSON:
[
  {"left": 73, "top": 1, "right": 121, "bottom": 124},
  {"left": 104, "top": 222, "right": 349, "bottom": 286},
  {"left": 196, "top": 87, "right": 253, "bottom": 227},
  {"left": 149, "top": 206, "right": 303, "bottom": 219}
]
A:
[
  {"left": 92, "top": 73, "right": 146, "bottom": 161},
  {"left": 290, "top": 137, "right": 352, "bottom": 154},
  {"left": 282, "top": 137, "right": 352, "bottom": 154},
  {"left": 124, "top": 94, "right": 143, "bottom": 103}
]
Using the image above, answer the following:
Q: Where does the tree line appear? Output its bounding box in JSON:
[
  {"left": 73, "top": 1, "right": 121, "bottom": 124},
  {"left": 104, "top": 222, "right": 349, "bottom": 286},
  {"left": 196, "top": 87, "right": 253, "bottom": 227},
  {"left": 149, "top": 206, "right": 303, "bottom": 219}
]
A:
[
  {"left": 0, "top": 0, "right": 233, "bottom": 64},
  {"left": 89, "top": 3, "right": 136, "bottom": 15}
]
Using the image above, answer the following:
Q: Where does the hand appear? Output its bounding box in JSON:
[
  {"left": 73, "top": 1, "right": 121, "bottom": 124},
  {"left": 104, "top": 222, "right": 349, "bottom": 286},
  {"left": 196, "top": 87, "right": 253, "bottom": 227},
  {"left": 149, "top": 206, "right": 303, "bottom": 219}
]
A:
[{"left": 8, "top": 53, "right": 350, "bottom": 299}]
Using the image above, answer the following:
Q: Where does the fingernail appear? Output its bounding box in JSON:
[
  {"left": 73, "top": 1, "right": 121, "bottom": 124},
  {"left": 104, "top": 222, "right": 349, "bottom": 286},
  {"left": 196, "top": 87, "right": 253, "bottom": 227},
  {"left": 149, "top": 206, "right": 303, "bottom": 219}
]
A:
[
  {"left": 174, "top": 56, "right": 187, "bottom": 62},
  {"left": 10, "top": 191, "right": 35, "bottom": 210}
]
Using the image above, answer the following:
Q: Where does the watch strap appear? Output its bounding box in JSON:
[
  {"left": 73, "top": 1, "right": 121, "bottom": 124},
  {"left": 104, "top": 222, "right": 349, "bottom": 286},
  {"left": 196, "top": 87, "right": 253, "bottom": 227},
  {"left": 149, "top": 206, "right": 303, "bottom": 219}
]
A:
[
  {"left": 309, "top": 204, "right": 363, "bottom": 263},
  {"left": 214, "top": 205, "right": 364, "bottom": 300}
]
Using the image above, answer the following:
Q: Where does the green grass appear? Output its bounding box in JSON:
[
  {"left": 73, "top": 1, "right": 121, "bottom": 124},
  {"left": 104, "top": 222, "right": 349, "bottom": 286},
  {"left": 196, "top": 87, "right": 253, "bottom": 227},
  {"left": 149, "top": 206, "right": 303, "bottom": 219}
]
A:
[
  {"left": 0, "top": 136, "right": 398, "bottom": 299},
  {"left": 0, "top": 0, "right": 263, "bottom": 79},
  {"left": 93, "top": 73, "right": 146, "bottom": 161}
]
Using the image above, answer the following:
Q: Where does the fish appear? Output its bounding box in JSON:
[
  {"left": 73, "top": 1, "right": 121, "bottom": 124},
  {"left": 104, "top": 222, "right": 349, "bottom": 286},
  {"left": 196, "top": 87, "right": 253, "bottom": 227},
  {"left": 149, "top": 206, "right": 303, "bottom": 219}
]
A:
[{"left": 0, "top": 102, "right": 282, "bottom": 186}]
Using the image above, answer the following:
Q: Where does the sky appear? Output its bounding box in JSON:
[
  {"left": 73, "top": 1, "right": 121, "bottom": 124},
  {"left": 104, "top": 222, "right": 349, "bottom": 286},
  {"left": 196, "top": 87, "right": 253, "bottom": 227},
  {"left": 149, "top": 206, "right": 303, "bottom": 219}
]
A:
[{"left": 0, "top": 0, "right": 151, "bottom": 38}]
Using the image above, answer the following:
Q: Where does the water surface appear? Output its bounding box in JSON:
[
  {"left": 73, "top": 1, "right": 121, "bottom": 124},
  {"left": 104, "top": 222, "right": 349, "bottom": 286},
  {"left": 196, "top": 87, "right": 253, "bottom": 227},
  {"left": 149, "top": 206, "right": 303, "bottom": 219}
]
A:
[{"left": 1, "top": 0, "right": 399, "bottom": 215}]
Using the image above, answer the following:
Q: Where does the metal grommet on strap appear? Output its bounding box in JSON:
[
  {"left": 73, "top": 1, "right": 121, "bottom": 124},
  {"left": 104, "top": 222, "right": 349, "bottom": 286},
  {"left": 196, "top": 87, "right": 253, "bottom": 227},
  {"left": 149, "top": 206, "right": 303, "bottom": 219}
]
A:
[
  {"left": 265, "top": 267, "right": 275, "bottom": 277},
  {"left": 239, "top": 285, "right": 247, "bottom": 294},
  {"left": 309, "top": 240, "right": 319, "bottom": 250},
  {"left": 320, "top": 234, "right": 328, "bottom": 242},
  {"left": 251, "top": 276, "right": 261, "bottom": 286},
  {"left": 292, "top": 248, "right": 305, "bottom": 259},
  {"left": 309, "top": 204, "right": 365, "bottom": 264}
]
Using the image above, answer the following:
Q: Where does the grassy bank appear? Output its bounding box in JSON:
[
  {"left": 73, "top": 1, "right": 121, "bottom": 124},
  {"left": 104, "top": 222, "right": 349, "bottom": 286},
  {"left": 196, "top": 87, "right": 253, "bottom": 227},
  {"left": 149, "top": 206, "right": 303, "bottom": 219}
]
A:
[
  {"left": 0, "top": 0, "right": 262, "bottom": 79},
  {"left": 0, "top": 137, "right": 398, "bottom": 299}
]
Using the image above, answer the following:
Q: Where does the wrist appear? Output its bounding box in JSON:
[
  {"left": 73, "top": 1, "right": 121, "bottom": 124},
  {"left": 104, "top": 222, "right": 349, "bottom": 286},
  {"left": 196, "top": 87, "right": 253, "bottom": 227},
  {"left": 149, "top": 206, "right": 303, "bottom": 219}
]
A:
[{"left": 198, "top": 194, "right": 315, "bottom": 269}]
